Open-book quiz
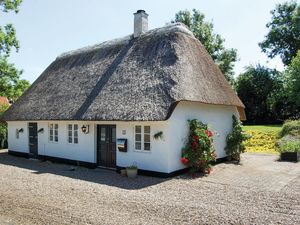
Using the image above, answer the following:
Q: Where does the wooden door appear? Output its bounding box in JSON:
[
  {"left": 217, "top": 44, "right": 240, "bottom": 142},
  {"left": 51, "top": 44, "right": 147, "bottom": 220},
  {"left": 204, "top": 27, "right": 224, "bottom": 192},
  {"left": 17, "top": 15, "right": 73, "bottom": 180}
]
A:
[
  {"left": 28, "top": 123, "right": 38, "bottom": 158},
  {"left": 97, "top": 125, "right": 116, "bottom": 168}
]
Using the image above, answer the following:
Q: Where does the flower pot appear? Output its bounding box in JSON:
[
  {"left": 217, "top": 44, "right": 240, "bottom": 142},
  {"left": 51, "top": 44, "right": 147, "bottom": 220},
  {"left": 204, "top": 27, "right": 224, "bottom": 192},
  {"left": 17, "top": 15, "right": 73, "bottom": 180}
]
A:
[
  {"left": 126, "top": 168, "right": 138, "bottom": 178},
  {"left": 120, "top": 169, "right": 127, "bottom": 176},
  {"left": 280, "top": 152, "right": 299, "bottom": 162}
]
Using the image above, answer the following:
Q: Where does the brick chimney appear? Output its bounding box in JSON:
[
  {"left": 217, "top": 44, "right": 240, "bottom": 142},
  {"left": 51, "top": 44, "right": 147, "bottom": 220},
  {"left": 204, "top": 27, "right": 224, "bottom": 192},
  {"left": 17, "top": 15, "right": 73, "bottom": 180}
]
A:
[{"left": 134, "top": 10, "right": 148, "bottom": 38}]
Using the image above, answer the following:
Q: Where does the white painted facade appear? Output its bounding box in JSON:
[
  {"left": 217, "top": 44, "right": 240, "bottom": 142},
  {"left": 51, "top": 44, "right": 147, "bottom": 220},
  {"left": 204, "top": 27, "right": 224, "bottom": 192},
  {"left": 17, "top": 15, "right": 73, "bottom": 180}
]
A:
[{"left": 7, "top": 102, "right": 239, "bottom": 174}]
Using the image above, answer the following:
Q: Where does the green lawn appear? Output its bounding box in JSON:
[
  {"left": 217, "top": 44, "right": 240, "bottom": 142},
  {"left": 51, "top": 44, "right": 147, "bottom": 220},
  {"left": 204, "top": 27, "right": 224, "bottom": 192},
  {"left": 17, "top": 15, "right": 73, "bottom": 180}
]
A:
[
  {"left": 243, "top": 125, "right": 282, "bottom": 132},
  {"left": 243, "top": 125, "right": 282, "bottom": 154}
]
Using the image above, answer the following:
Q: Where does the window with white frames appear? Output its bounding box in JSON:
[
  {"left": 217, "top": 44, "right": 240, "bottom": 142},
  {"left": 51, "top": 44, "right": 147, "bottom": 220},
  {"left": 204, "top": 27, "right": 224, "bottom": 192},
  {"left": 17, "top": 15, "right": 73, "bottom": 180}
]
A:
[
  {"left": 68, "top": 124, "right": 78, "bottom": 144},
  {"left": 135, "top": 125, "right": 151, "bottom": 151},
  {"left": 49, "top": 123, "right": 58, "bottom": 142}
]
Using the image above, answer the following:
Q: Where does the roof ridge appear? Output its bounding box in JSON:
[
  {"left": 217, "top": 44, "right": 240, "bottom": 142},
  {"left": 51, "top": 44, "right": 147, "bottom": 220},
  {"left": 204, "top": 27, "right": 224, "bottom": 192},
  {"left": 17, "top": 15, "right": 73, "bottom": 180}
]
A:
[{"left": 57, "top": 22, "right": 194, "bottom": 59}]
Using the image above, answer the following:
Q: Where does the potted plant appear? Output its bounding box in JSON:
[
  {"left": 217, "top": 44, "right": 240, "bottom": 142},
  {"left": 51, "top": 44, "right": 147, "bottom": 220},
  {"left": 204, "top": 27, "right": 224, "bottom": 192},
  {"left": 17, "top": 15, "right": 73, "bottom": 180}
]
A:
[
  {"left": 126, "top": 163, "right": 138, "bottom": 178},
  {"left": 276, "top": 139, "right": 300, "bottom": 162}
]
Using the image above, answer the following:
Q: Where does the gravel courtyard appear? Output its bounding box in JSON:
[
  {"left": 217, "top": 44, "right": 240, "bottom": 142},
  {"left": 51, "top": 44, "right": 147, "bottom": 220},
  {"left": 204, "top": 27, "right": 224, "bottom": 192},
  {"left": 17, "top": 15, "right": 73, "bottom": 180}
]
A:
[{"left": 0, "top": 150, "right": 299, "bottom": 225}]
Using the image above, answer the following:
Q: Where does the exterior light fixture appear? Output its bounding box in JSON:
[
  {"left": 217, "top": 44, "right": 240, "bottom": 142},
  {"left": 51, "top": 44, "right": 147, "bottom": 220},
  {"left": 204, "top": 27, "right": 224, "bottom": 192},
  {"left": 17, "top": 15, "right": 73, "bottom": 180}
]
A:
[
  {"left": 18, "top": 128, "right": 24, "bottom": 133},
  {"left": 38, "top": 128, "right": 44, "bottom": 133},
  {"left": 81, "top": 125, "right": 89, "bottom": 134}
]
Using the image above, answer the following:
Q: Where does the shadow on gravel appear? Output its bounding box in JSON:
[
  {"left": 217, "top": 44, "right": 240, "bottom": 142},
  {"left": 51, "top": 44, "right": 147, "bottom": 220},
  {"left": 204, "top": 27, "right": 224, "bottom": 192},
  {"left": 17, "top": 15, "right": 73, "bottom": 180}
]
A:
[{"left": 0, "top": 151, "right": 168, "bottom": 190}]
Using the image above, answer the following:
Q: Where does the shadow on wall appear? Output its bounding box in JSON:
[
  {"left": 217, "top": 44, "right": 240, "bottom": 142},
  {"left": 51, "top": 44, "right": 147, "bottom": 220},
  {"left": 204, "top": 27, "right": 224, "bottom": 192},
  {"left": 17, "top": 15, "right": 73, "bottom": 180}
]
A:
[{"left": 0, "top": 150, "right": 167, "bottom": 190}]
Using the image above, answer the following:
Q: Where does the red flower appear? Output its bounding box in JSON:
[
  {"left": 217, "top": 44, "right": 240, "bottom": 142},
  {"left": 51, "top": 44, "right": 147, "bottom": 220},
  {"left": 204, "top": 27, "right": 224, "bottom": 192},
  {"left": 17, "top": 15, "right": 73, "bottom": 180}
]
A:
[
  {"left": 205, "top": 130, "right": 213, "bottom": 137},
  {"left": 191, "top": 141, "right": 198, "bottom": 150},
  {"left": 181, "top": 157, "right": 189, "bottom": 165},
  {"left": 192, "top": 135, "right": 200, "bottom": 141}
]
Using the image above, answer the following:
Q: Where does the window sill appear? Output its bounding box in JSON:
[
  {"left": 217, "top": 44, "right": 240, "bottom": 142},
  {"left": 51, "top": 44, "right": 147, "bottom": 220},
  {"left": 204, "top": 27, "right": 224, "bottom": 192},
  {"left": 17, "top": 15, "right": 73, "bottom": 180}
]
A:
[{"left": 133, "top": 149, "right": 151, "bottom": 153}]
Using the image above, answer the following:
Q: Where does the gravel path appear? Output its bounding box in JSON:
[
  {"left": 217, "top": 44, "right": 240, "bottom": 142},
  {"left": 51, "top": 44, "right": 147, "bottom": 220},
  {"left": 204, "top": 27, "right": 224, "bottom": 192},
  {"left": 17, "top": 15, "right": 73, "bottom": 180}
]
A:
[{"left": 0, "top": 150, "right": 299, "bottom": 225}]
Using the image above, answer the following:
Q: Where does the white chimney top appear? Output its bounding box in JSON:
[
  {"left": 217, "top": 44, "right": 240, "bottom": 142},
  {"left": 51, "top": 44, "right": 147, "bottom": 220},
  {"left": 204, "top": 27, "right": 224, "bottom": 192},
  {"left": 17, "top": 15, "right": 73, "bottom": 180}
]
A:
[{"left": 134, "top": 10, "right": 148, "bottom": 38}]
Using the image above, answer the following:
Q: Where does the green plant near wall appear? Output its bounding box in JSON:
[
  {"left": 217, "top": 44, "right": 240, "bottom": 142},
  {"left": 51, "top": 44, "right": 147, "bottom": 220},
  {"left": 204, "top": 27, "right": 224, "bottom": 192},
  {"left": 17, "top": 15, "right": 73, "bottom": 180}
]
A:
[
  {"left": 181, "top": 119, "right": 216, "bottom": 174},
  {"left": 225, "top": 115, "right": 251, "bottom": 162}
]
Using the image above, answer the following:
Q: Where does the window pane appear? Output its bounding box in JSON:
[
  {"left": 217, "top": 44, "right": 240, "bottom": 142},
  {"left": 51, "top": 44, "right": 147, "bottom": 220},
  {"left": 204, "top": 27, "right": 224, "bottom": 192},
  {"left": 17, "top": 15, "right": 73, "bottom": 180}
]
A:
[
  {"left": 55, "top": 130, "right": 58, "bottom": 136},
  {"left": 144, "top": 143, "right": 150, "bottom": 151},
  {"left": 74, "top": 130, "right": 78, "bottom": 138},
  {"left": 68, "top": 137, "right": 72, "bottom": 143},
  {"left": 74, "top": 124, "right": 78, "bottom": 130},
  {"left": 50, "top": 129, "right": 53, "bottom": 136},
  {"left": 50, "top": 124, "right": 53, "bottom": 129},
  {"left": 50, "top": 135, "right": 53, "bottom": 141},
  {"left": 112, "top": 127, "right": 116, "bottom": 142},
  {"left": 135, "top": 142, "right": 141, "bottom": 150},
  {"left": 55, "top": 124, "right": 58, "bottom": 129},
  {"left": 144, "top": 134, "right": 150, "bottom": 142},
  {"left": 144, "top": 126, "right": 150, "bottom": 134},
  {"left": 55, "top": 136, "right": 58, "bottom": 142},
  {"left": 135, "top": 134, "right": 141, "bottom": 142},
  {"left": 68, "top": 131, "right": 72, "bottom": 137},
  {"left": 135, "top": 126, "right": 141, "bottom": 133},
  {"left": 68, "top": 124, "right": 72, "bottom": 131},
  {"left": 74, "top": 137, "right": 78, "bottom": 144},
  {"left": 101, "top": 127, "right": 106, "bottom": 141}
]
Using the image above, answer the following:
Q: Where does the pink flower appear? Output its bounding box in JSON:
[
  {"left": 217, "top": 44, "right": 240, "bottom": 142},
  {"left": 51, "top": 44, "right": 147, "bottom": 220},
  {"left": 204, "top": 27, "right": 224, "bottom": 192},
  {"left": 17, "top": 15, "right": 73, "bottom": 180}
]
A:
[{"left": 205, "top": 130, "right": 213, "bottom": 137}]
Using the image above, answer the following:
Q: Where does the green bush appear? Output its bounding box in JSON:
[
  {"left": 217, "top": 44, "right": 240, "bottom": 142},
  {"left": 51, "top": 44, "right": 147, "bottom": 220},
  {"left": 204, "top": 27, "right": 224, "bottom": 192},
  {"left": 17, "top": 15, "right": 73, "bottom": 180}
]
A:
[
  {"left": 278, "top": 120, "right": 300, "bottom": 138},
  {"left": 276, "top": 139, "right": 300, "bottom": 153}
]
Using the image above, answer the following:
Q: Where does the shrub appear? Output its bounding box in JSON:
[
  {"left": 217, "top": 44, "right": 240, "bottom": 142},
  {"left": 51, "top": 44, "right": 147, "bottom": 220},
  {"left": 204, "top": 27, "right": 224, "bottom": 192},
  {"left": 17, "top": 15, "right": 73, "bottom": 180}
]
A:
[
  {"left": 181, "top": 119, "right": 216, "bottom": 174},
  {"left": 276, "top": 139, "right": 300, "bottom": 153},
  {"left": 225, "top": 115, "right": 250, "bottom": 161},
  {"left": 278, "top": 120, "right": 300, "bottom": 138}
]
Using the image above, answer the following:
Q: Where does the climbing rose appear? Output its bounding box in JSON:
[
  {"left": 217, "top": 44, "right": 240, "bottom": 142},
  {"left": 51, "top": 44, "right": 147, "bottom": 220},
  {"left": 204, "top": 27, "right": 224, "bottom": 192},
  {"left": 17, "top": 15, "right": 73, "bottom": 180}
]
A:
[
  {"left": 192, "top": 135, "right": 200, "bottom": 141},
  {"left": 192, "top": 141, "right": 198, "bottom": 150},
  {"left": 205, "top": 130, "right": 213, "bottom": 137},
  {"left": 181, "top": 157, "right": 189, "bottom": 165}
]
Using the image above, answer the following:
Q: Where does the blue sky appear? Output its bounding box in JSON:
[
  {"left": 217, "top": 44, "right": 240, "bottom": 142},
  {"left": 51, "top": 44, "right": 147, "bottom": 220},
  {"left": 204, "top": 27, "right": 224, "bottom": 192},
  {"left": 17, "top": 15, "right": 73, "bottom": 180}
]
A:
[{"left": 0, "top": 0, "right": 296, "bottom": 83}]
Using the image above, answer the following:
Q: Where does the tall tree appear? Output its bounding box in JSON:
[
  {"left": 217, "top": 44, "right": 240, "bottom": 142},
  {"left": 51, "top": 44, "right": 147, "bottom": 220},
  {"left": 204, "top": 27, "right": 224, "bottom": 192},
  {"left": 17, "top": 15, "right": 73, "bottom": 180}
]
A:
[
  {"left": 235, "top": 64, "right": 286, "bottom": 124},
  {"left": 285, "top": 50, "right": 300, "bottom": 117},
  {"left": 259, "top": 1, "right": 300, "bottom": 66},
  {"left": 173, "top": 9, "right": 238, "bottom": 84},
  {"left": 0, "top": 0, "right": 29, "bottom": 101}
]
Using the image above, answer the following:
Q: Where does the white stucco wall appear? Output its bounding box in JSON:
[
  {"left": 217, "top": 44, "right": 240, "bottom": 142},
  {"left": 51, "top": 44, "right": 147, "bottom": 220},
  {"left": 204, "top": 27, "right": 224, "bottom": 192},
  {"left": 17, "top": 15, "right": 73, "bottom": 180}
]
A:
[
  {"left": 167, "top": 101, "right": 239, "bottom": 172},
  {"left": 7, "top": 102, "right": 239, "bottom": 174},
  {"left": 8, "top": 121, "right": 29, "bottom": 153}
]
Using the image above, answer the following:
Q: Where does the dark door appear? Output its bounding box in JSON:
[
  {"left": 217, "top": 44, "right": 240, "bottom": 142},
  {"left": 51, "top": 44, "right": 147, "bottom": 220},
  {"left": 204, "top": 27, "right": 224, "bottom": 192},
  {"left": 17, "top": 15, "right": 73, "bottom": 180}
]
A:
[
  {"left": 97, "top": 125, "right": 116, "bottom": 168},
  {"left": 28, "top": 123, "right": 38, "bottom": 158}
]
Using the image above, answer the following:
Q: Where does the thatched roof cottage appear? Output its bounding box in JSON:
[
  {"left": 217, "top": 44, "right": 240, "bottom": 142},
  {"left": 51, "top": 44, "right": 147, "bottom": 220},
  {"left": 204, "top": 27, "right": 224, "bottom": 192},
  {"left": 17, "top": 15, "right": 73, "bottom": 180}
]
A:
[{"left": 2, "top": 10, "right": 245, "bottom": 176}]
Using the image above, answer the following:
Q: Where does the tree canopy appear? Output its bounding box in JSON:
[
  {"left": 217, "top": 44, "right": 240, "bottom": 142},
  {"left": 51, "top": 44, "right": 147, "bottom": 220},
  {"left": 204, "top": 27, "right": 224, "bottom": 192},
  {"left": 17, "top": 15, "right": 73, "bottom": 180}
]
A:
[
  {"left": 173, "top": 9, "right": 237, "bottom": 84},
  {"left": 259, "top": 1, "right": 300, "bottom": 66},
  {"left": 0, "top": 0, "right": 30, "bottom": 101},
  {"left": 235, "top": 64, "right": 286, "bottom": 124}
]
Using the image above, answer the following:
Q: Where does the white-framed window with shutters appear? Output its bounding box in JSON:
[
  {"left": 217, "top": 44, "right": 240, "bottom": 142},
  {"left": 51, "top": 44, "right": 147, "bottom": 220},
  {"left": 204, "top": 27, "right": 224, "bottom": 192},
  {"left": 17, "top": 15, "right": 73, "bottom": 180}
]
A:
[
  {"left": 49, "top": 123, "right": 58, "bottom": 142},
  {"left": 134, "top": 125, "right": 151, "bottom": 151},
  {"left": 68, "top": 124, "right": 78, "bottom": 144}
]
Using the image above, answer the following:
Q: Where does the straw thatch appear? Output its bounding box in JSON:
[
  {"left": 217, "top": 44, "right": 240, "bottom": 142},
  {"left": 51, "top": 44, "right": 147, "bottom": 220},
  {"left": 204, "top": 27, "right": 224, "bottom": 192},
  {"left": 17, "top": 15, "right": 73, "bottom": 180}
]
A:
[{"left": 2, "top": 23, "right": 245, "bottom": 121}]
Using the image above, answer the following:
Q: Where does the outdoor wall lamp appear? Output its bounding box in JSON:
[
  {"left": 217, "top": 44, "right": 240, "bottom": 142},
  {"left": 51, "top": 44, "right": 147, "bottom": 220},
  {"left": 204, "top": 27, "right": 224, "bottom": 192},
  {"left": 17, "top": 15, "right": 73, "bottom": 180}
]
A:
[
  {"left": 38, "top": 128, "right": 44, "bottom": 133},
  {"left": 81, "top": 125, "right": 89, "bottom": 134},
  {"left": 18, "top": 128, "right": 24, "bottom": 133}
]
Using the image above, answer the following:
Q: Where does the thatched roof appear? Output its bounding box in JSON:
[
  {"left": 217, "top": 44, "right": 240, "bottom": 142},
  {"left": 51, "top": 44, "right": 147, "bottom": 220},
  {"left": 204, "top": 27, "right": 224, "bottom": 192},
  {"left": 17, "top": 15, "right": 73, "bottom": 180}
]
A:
[{"left": 2, "top": 23, "right": 245, "bottom": 121}]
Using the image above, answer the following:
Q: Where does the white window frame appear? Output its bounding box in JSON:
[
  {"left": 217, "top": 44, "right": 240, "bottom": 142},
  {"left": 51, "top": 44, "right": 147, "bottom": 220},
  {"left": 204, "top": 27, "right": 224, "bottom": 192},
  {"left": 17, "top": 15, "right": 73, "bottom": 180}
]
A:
[
  {"left": 134, "top": 125, "right": 151, "bottom": 152},
  {"left": 49, "top": 123, "right": 59, "bottom": 143},
  {"left": 67, "top": 124, "right": 79, "bottom": 144}
]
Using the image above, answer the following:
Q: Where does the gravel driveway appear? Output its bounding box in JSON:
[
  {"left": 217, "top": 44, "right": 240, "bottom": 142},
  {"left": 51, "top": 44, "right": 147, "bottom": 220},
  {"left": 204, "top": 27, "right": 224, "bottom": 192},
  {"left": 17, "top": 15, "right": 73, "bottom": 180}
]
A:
[{"left": 0, "top": 150, "right": 299, "bottom": 225}]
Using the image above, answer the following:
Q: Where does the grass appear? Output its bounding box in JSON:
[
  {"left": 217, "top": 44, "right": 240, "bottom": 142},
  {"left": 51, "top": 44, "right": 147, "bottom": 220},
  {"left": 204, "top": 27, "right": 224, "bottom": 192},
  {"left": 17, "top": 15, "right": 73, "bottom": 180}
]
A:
[{"left": 243, "top": 125, "right": 282, "bottom": 154}]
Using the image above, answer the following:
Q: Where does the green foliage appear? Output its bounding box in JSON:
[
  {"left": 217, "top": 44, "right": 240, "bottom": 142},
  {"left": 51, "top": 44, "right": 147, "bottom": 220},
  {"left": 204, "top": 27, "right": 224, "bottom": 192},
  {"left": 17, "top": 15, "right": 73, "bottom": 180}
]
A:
[
  {"left": 0, "top": 57, "right": 30, "bottom": 100},
  {"left": 285, "top": 50, "right": 300, "bottom": 114},
  {"left": 235, "top": 64, "right": 289, "bottom": 124},
  {"left": 181, "top": 119, "right": 216, "bottom": 173},
  {"left": 276, "top": 139, "right": 300, "bottom": 153},
  {"left": 225, "top": 115, "right": 250, "bottom": 161},
  {"left": 278, "top": 120, "right": 300, "bottom": 138},
  {"left": 0, "top": 103, "right": 9, "bottom": 148},
  {"left": 0, "top": 0, "right": 29, "bottom": 101},
  {"left": 173, "top": 9, "right": 237, "bottom": 85},
  {"left": 259, "top": 1, "right": 300, "bottom": 65}
]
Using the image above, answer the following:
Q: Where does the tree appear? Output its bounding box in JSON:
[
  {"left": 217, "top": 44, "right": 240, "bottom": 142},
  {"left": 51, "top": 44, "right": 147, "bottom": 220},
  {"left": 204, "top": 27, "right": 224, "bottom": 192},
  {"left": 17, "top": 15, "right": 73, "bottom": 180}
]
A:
[
  {"left": 285, "top": 50, "right": 300, "bottom": 117},
  {"left": 259, "top": 1, "right": 300, "bottom": 66},
  {"left": 0, "top": 0, "right": 29, "bottom": 101},
  {"left": 173, "top": 9, "right": 238, "bottom": 84},
  {"left": 235, "top": 64, "right": 286, "bottom": 124}
]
